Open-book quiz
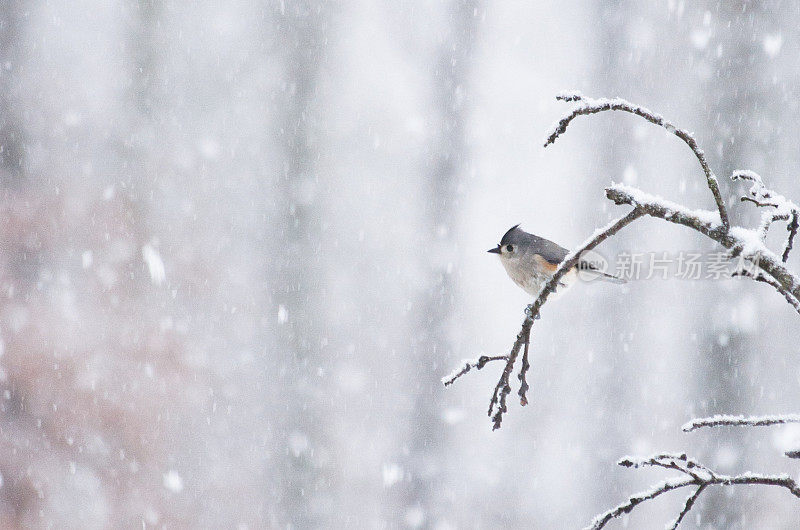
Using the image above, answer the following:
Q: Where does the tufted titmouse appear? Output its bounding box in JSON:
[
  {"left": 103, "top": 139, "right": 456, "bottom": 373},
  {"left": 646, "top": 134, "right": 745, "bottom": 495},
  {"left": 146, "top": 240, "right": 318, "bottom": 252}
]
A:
[{"left": 488, "top": 225, "right": 624, "bottom": 297}]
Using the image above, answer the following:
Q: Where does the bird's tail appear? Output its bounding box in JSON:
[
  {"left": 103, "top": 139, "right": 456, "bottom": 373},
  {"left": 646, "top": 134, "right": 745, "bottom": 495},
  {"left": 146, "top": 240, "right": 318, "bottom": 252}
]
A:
[
  {"left": 597, "top": 271, "right": 626, "bottom": 284},
  {"left": 577, "top": 261, "right": 626, "bottom": 284}
]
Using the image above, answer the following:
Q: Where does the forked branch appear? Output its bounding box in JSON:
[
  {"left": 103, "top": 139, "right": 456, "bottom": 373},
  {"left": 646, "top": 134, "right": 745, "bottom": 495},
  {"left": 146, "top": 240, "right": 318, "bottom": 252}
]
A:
[
  {"left": 732, "top": 170, "right": 799, "bottom": 263},
  {"left": 589, "top": 460, "right": 800, "bottom": 530},
  {"left": 589, "top": 416, "right": 800, "bottom": 529},
  {"left": 606, "top": 183, "right": 800, "bottom": 314}
]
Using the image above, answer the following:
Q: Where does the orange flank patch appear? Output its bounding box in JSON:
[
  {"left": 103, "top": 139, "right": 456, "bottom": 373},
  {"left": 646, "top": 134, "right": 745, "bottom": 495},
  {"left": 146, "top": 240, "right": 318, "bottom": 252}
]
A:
[{"left": 534, "top": 254, "right": 560, "bottom": 271}]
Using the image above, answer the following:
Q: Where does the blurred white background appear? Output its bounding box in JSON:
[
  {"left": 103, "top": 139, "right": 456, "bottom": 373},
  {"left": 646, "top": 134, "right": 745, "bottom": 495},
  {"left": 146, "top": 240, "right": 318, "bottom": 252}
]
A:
[{"left": 0, "top": 0, "right": 799, "bottom": 527}]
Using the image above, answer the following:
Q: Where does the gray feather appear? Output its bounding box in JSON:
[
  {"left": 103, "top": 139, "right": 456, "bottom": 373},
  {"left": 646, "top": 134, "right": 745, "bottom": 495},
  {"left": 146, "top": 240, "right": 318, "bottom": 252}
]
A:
[{"left": 499, "top": 225, "right": 569, "bottom": 265}]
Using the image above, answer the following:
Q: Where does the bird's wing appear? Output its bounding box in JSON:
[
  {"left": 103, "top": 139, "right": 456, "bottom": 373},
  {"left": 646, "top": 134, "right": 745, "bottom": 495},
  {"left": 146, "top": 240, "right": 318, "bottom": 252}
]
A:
[{"left": 535, "top": 237, "right": 570, "bottom": 265}]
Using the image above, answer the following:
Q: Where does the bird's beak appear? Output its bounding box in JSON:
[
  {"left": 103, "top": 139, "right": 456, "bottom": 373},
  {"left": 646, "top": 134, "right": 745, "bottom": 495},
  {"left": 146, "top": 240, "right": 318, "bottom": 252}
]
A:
[{"left": 487, "top": 245, "right": 501, "bottom": 254}]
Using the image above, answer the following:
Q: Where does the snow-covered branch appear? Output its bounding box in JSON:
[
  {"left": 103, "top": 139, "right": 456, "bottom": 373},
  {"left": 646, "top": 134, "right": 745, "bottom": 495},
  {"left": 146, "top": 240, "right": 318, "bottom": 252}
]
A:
[
  {"left": 732, "top": 169, "right": 799, "bottom": 262},
  {"left": 682, "top": 413, "right": 800, "bottom": 432},
  {"left": 586, "top": 475, "right": 696, "bottom": 530},
  {"left": 606, "top": 183, "right": 800, "bottom": 314},
  {"left": 588, "top": 452, "right": 800, "bottom": 530},
  {"left": 545, "top": 93, "right": 800, "bottom": 311},
  {"left": 544, "top": 91, "right": 729, "bottom": 229}
]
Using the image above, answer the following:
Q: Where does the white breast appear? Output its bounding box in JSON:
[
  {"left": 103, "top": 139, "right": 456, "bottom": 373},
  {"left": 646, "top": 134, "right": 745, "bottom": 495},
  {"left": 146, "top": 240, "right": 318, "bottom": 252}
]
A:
[{"left": 500, "top": 258, "right": 577, "bottom": 298}]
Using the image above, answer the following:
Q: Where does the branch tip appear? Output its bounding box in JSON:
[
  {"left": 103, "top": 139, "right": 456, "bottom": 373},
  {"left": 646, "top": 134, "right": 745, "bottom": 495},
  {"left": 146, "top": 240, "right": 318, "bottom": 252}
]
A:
[
  {"left": 547, "top": 92, "right": 729, "bottom": 228},
  {"left": 682, "top": 413, "right": 800, "bottom": 432}
]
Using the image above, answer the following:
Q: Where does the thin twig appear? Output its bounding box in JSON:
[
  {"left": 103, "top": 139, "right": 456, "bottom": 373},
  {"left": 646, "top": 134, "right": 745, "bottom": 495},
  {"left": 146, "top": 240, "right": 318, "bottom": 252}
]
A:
[
  {"left": 733, "top": 169, "right": 800, "bottom": 262},
  {"left": 667, "top": 485, "right": 706, "bottom": 530},
  {"left": 585, "top": 476, "right": 697, "bottom": 530},
  {"left": 682, "top": 413, "right": 800, "bottom": 432},
  {"left": 488, "top": 321, "right": 532, "bottom": 429},
  {"left": 441, "top": 355, "right": 508, "bottom": 387},
  {"left": 619, "top": 453, "right": 711, "bottom": 479},
  {"left": 545, "top": 92, "right": 729, "bottom": 229},
  {"left": 731, "top": 270, "right": 800, "bottom": 314},
  {"left": 784, "top": 212, "right": 798, "bottom": 263},
  {"left": 517, "top": 335, "right": 530, "bottom": 406},
  {"left": 740, "top": 196, "right": 779, "bottom": 208}
]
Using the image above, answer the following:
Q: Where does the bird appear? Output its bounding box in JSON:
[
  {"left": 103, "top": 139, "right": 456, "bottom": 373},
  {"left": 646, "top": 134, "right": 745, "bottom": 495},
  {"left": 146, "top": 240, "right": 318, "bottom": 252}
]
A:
[{"left": 488, "top": 224, "right": 624, "bottom": 298}]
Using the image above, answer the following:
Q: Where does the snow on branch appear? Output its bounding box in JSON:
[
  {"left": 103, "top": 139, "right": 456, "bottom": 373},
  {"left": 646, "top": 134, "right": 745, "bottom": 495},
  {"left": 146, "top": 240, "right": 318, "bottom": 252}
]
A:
[
  {"left": 441, "top": 355, "right": 508, "bottom": 387},
  {"left": 606, "top": 183, "right": 800, "bottom": 315},
  {"left": 732, "top": 169, "right": 800, "bottom": 262},
  {"left": 586, "top": 475, "right": 696, "bottom": 530},
  {"left": 682, "top": 413, "right": 800, "bottom": 432},
  {"left": 544, "top": 92, "right": 729, "bottom": 229},
  {"left": 588, "top": 451, "right": 800, "bottom": 530}
]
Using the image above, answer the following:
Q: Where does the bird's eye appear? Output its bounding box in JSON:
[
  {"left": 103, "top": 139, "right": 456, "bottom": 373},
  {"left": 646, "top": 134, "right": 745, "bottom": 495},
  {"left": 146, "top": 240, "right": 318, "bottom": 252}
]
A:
[{"left": 506, "top": 244, "right": 514, "bottom": 253}]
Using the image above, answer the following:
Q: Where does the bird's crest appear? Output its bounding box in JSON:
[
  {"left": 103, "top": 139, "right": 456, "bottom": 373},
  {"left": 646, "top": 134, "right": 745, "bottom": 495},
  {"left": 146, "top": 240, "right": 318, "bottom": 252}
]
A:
[{"left": 499, "top": 224, "right": 522, "bottom": 245}]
